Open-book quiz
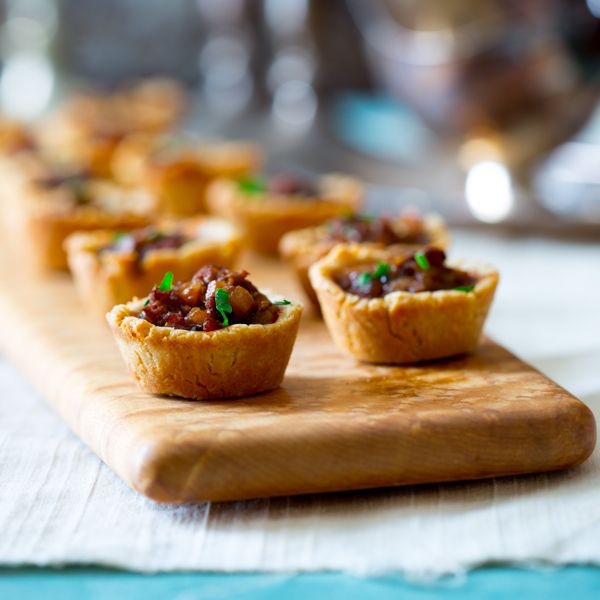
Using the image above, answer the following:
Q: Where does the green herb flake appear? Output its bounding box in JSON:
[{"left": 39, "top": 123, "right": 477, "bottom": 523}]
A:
[
  {"left": 215, "top": 288, "right": 233, "bottom": 326},
  {"left": 357, "top": 272, "right": 373, "bottom": 286},
  {"left": 158, "top": 271, "right": 174, "bottom": 291},
  {"left": 373, "top": 262, "right": 390, "bottom": 279},
  {"left": 454, "top": 285, "right": 475, "bottom": 293},
  {"left": 143, "top": 298, "right": 150, "bottom": 307},
  {"left": 238, "top": 176, "right": 266, "bottom": 196},
  {"left": 274, "top": 299, "right": 291, "bottom": 305},
  {"left": 146, "top": 229, "right": 163, "bottom": 242},
  {"left": 414, "top": 250, "right": 430, "bottom": 271}
]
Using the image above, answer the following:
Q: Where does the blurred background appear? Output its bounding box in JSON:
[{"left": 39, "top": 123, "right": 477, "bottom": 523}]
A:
[{"left": 2, "top": 0, "right": 600, "bottom": 232}]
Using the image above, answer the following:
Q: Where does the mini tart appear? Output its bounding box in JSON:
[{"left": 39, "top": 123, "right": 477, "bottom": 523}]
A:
[
  {"left": 34, "top": 79, "right": 186, "bottom": 177},
  {"left": 111, "top": 136, "right": 263, "bottom": 216},
  {"left": 66, "top": 218, "right": 243, "bottom": 317},
  {"left": 107, "top": 298, "right": 302, "bottom": 400},
  {"left": 206, "top": 174, "right": 363, "bottom": 254},
  {"left": 2, "top": 164, "right": 155, "bottom": 272},
  {"left": 309, "top": 244, "right": 498, "bottom": 364},
  {"left": 279, "top": 213, "right": 448, "bottom": 306}
]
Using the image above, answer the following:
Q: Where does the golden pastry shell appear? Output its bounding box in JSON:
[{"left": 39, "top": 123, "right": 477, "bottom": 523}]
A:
[
  {"left": 309, "top": 244, "right": 499, "bottom": 364},
  {"left": 107, "top": 297, "right": 303, "bottom": 400}
]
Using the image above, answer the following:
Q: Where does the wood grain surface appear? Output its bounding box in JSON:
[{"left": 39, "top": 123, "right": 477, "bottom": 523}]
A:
[{"left": 0, "top": 251, "right": 595, "bottom": 503}]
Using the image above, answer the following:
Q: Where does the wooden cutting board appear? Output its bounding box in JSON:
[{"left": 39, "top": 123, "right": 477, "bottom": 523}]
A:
[{"left": 0, "top": 251, "right": 595, "bottom": 503}]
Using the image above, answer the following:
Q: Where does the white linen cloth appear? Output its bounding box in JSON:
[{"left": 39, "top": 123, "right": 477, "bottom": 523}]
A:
[{"left": 0, "top": 230, "right": 599, "bottom": 576}]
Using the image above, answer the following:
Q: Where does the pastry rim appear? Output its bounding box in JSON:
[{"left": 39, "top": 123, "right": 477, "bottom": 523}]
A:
[
  {"left": 309, "top": 243, "right": 498, "bottom": 309},
  {"left": 279, "top": 212, "right": 449, "bottom": 264},
  {"left": 207, "top": 173, "right": 362, "bottom": 216},
  {"left": 64, "top": 216, "right": 243, "bottom": 272},
  {"left": 107, "top": 296, "right": 303, "bottom": 343}
]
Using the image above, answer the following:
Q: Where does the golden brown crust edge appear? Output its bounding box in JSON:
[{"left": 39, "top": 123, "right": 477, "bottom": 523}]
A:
[
  {"left": 279, "top": 214, "right": 449, "bottom": 307},
  {"left": 107, "top": 300, "right": 303, "bottom": 400},
  {"left": 6, "top": 204, "right": 153, "bottom": 272},
  {"left": 309, "top": 244, "right": 499, "bottom": 364},
  {"left": 206, "top": 174, "right": 363, "bottom": 254},
  {"left": 65, "top": 218, "right": 244, "bottom": 317}
]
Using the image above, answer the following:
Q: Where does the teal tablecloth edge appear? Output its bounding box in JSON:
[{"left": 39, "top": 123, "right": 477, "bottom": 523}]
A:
[{"left": 1, "top": 566, "right": 600, "bottom": 599}]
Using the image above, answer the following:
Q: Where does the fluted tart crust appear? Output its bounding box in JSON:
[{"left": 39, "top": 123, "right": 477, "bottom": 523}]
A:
[
  {"left": 66, "top": 217, "right": 243, "bottom": 317},
  {"left": 309, "top": 244, "right": 498, "bottom": 364},
  {"left": 206, "top": 173, "right": 363, "bottom": 254}
]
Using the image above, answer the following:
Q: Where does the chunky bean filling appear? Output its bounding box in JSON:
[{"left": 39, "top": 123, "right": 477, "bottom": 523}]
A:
[
  {"left": 103, "top": 227, "right": 188, "bottom": 261},
  {"left": 34, "top": 170, "right": 92, "bottom": 205},
  {"left": 138, "top": 266, "right": 280, "bottom": 332},
  {"left": 238, "top": 173, "right": 317, "bottom": 198},
  {"left": 335, "top": 247, "right": 477, "bottom": 299},
  {"left": 325, "top": 213, "right": 429, "bottom": 245}
]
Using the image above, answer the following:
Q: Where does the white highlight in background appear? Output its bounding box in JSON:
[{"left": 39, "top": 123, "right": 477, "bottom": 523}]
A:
[
  {"left": 465, "top": 160, "right": 514, "bottom": 223},
  {"left": 0, "top": 52, "right": 54, "bottom": 120}
]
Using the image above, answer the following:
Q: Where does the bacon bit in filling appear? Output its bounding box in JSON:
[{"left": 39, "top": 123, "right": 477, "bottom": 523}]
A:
[
  {"left": 335, "top": 247, "right": 477, "bottom": 299},
  {"left": 138, "top": 265, "right": 280, "bottom": 331}
]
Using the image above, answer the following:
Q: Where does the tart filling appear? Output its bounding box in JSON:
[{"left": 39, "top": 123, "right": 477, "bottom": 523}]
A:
[
  {"left": 238, "top": 173, "right": 318, "bottom": 198},
  {"left": 309, "top": 244, "right": 498, "bottom": 364},
  {"left": 325, "top": 212, "right": 431, "bottom": 245},
  {"left": 207, "top": 172, "right": 363, "bottom": 254},
  {"left": 139, "top": 266, "right": 281, "bottom": 332},
  {"left": 334, "top": 246, "right": 476, "bottom": 298},
  {"left": 107, "top": 266, "right": 303, "bottom": 400},
  {"left": 65, "top": 218, "right": 243, "bottom": 317},
  {"left": 279, "top": 211, "right": 448, "bottom": 306},
  {"left": 101, "top": 227, "right": 188, "bottom": 261}
]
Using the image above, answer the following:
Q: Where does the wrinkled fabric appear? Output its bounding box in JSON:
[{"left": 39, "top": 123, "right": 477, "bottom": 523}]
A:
[{"left": 0, "top": 231, "right": 598, "bottom": 576}]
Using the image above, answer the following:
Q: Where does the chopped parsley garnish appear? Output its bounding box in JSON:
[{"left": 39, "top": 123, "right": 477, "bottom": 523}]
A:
[
  {"left": 454, "top": 285, "right": 475, "bottom": 293},
  {"left": 357, "top": 272, "right": 373, "bottom": 286},
  {"left": 373, "top": 262, "right": 390, "bottom": 279},
  {"left": 158, "top": 271, "right": 173, "bottom": 291},
  {"left": 146, "top": 229, "right": 163, "bottom": 242},
  {"left": 112, "top": 231, "right": 127, "bottom": 242},
  {"left": 274, "top": 299, "right": 291, "bottom": 305},
  {"left": 215, "top": 288, "right": 233, "bottom": 326},
  {"left": 414, "top": 250, "right": 430, "bottom": 271},
  {"left": 238, "top": 176, "right": 266, "bottom": 196},
  {"left": 143, "top": 298, "right": 150, "bottom": 307},
  {"left": 69, "top": 180, "right": 90, "bottom": 205},
  {"left": 357, "top": 262, "right": 389, "bottom": 287}
]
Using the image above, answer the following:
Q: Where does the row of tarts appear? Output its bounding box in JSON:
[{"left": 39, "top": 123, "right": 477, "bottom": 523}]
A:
[{"left": 0, "top": 78, "right": 499, "bottom": 401}]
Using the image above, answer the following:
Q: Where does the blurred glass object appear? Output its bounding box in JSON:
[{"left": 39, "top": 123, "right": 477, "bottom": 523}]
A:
[
  {"left": 196, "top": 0, "right": 254, "bottom": 119},
  {"left": 57, "top": 0, "right": 201, "bottom": 84},
  {"left": 263, "top": 0, "right": 309, "bottom": 37},
  {"left": 0, "top": 0, "right": 57, "bottom": 119},
  {"left": 196, "top": 0, "right": 245, "bottom": 25},
  {"left": 347, "top": 0, "right": 600, "bottom": 225},
  {"left": 272, "top": 79, "right": 317, "bottom": 132},
  {"left": 199, "top": 33, "right": 253, "bottom": 117},
  {"left": 263, "top": 0, "right": 317, "bottom": 135},
  {"left": 535, "top": 142, "right": 600, "bottom": 222}
]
